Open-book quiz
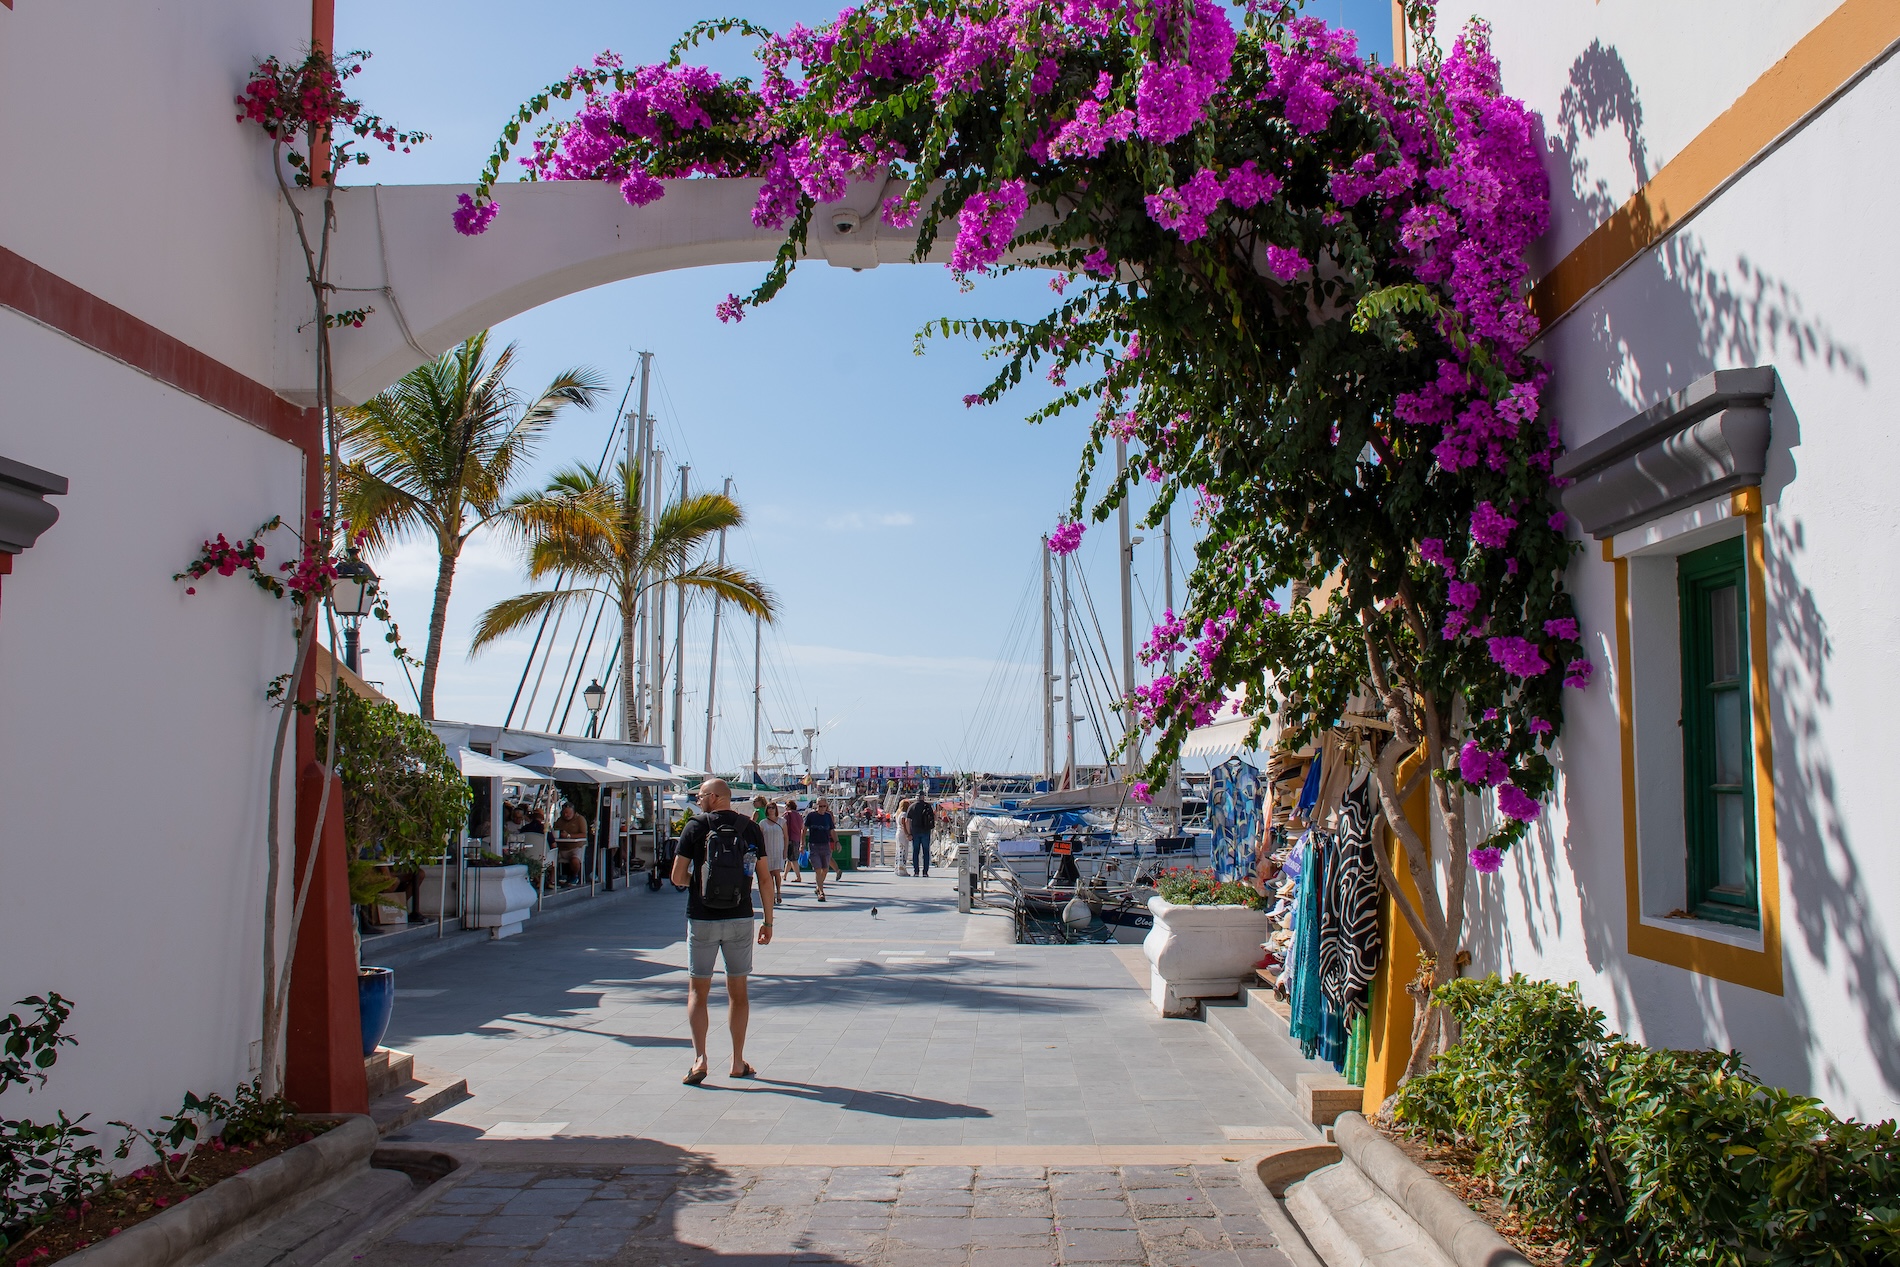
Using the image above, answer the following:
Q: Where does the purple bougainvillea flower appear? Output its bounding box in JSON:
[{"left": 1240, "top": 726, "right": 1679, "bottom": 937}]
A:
[
  {"left": 452, "top": 193, "right": 498, "bottom": 236},
  {"left": 1488, "top": 636, "right": 1549, "bottom": 678},
  {"left": 1048, "top": 521, "right": 1084, "bottom": 555},
  {"left": 1458, "top": 741, "right": 1509, "bottom": 788},
  {"left": 1497, "top": 784, "right": 1539, "bottom": 822},
  {"left": 1468, "top": 846, "right": 1503, "bottom": 874},
  {"left": 1564, "top": 657, "right": 1594, "bottom": 690},
  {"left": 1470, "top": 500, "right": 1517, "bottom": 548}
]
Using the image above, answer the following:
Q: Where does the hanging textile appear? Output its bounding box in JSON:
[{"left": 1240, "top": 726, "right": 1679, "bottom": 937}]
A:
[
  {"left": 1319, "top": 775, "right": 1385, "bottom": 1027},
  {"left": 1294, "top": 752, "right": 1323, "bottom": 820},
  {"left": 1210, "top": 757, "right": 1262, "bottom": 882},
  {"left": 1286, "top": 835, "right": 1327, "bottom": 1056},
  {"left": 1311, "top": 732, "right": 1353, "bottom": 827},
  {"left": 1343, "top": 1009, "right": 1372, "bottom": 1087}
]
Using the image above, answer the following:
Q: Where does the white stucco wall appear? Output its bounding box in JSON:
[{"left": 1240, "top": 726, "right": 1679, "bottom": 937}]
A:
[
  {"left": 1459, "top": 33, "right": 1900, "bottom": 1121},
  {"left": 0, "top": 309, "right": 304, "bottom": 1144},
  {"left": 0, "top": 0, "right": 303, "bottom": 384},
  {"left": 1443, "top": 0, "right": 1839, "bottom": 268}
]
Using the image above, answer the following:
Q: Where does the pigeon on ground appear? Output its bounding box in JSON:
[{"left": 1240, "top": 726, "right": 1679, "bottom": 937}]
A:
[{"left": 870, "top": 907, "right": 879, "bottom": 918}]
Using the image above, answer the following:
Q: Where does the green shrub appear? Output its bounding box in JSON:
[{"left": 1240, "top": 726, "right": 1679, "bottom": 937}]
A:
[
  {"left": 1, "top": 994, "right": 107, "bottom": 1250},
  {"left": 1395, "top": 974, "right": 1900, "bottom": 1265}
]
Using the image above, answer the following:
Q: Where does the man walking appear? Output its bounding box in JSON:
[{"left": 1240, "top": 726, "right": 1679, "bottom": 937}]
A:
[
  {"left": 905, "top": 795, "right": 936, "bottom": 877},
  {"left": 670, "top": 779, "right": 775, "bottom": 1084}
]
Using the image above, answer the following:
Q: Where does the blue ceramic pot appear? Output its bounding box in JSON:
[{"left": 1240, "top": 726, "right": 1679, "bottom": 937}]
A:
[{"left": 358, "top": 966, "right": 395, "bottom": 1057}]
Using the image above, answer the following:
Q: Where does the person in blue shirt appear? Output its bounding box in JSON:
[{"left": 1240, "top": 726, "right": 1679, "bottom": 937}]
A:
[{"left": 804, "top": 799, "right": 836, "bottom": 903}]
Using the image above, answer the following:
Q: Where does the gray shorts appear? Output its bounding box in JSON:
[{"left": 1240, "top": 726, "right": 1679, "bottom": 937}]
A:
[{"left": 687, "top": 917, "right": 755, "bottom": 979}]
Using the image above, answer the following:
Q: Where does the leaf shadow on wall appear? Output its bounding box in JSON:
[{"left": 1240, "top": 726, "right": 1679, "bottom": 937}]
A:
[{"left": 1466, "top": 38, "right": 1893, "bottom": 1110}]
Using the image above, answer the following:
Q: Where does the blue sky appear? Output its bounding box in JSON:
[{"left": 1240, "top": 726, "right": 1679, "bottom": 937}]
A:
[{"left": 335, "top": 0, "right": 1393, "bottom": 773}]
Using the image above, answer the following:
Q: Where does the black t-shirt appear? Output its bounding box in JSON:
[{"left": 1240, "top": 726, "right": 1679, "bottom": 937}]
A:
[
  {"left": 676, "top": 809, "right": 767, "bottom": 921},
  {"left": 804, "top": 811, "right": 835, "bottom": 844},
  {"left": 906, "top": 800, "right": 934, "bottom": 833}
]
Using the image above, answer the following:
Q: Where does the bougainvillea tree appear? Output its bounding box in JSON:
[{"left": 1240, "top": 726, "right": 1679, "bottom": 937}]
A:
[
  {"left": 228, "top": 50, "right": 424, "bottom": 1096},
  {"left": 458, "top": 0, "right": 1582, "bottom": 1070}
]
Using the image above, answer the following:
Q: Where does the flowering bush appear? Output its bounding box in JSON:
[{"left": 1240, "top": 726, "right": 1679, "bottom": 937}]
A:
[
  {"left": 236, "top": 51, "right": 424, "bottom": 188},
  {"left": 465, "top": 0, "right": 1581, "bottom": 1060},
  {"left": 1156, "top": 866, "right": 1265, "bottom": 909}
]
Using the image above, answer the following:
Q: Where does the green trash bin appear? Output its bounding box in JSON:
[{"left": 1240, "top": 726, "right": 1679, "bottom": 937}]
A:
[{"left": 833, "top": 829, "right": 858, "bottom": 871}]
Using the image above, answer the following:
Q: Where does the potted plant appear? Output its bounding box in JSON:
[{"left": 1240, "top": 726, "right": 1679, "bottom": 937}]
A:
[
  {"left": 1144, "top": 868, "right": 1271, "bottom": 1016},
  {"left": 314, "top": 686, "right": 472, "bottom": 1052},
  {"left": 463, "top": 850, "right": 537, "bottom": 939}
]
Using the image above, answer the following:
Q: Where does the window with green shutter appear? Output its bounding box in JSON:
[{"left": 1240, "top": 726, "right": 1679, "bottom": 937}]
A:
[{"left": 1678, "top": 537, "right": 1758, "bottom": 926}]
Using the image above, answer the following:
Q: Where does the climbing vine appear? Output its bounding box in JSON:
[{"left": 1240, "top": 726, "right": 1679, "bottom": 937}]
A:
[{"left": 461, "top": 0, "right": 1578, "bottom": 1065}]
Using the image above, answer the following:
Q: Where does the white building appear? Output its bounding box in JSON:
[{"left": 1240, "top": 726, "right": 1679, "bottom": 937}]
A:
[{"left": 1429, "top": 0, "right": 1900, "bottom": 1123}]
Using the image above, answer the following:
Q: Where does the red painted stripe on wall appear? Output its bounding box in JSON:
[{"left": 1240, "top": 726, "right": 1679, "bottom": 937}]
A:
[{"left": 0, "top": 245, "right": 314, "bottom": 450}]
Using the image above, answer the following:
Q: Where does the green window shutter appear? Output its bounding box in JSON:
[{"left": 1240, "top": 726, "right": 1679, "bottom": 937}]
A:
[{"left": 1678, "top": 537, "right": 1759, "bottom": 927}]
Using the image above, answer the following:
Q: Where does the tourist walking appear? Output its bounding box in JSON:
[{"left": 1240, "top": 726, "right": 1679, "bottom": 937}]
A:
[
  {"left": 906, "top": 795, "right": 936, "bottom": 877},
  {"left": 893, "top": 798, "right": 912, "bottom": 876},
  {"left": 782, "top": 799, "right": 804, "bottom": 884},
  {"left": 754, "top": 796, "right": 787, "bottom": 908},
  {"left": 805, "top": 798, "right": 836, "bottom": 902},
  {"left": 669, "top": 779, "right": 775, "bottom": 1084}
]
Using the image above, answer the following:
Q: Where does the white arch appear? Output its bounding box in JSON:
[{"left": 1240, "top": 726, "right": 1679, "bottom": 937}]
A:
[{"left": 276, "top": 177, "right": 960, "bottom": 406}]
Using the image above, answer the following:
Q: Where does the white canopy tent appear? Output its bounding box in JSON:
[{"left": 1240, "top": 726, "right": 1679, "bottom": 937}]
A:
[
  {"left": 601, "top": 757, "right": 684, "bottom": 785},
  {"left": 1180, "top": 692, "right": 1280, "bottom": 758}
]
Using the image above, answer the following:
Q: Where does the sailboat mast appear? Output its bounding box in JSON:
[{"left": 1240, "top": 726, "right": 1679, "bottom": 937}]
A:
[
  {"left": 1041, "top": 535, "right": 1055, "bottom": 788},
  {"left": 672, "top": 464, "right": 689, "bottom": 764},
  {"left": 704, "top": 476, "right": 731, "bottom": 772},
  {"left": 649, "top": 448, "right": 667, "bottom": 746},
  {"left": 1116, "top": 439, "right": 1138, "bottom": 778},
  {"left": 629, "top": 350, "right": 652, "bottom": 741},
  {"left": 751, "top": 612, "right": 762, "bottom": 782},
  {"left": 1061, "top": 551, "right": 1075, "bottom": 789}
]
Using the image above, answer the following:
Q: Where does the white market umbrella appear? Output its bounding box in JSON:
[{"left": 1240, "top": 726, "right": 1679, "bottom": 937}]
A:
[
  {"left": 601, "top": 757, "right": 680, "bottom": 785},
  {"left": 453, "top": 747, "right": 551, "bottom": 782},
  {"left": 512, "top": 748, "right": 619, "bottom": 784}
]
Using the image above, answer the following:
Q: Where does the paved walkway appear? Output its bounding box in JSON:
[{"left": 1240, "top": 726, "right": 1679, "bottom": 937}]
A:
[{"left": 358, "top": 868, "right": 1314, "bottom": 1264}]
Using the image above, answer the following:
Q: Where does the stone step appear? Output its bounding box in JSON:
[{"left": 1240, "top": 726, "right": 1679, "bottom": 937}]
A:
[
  {"left": 363, "top": 1047, "right": 414, "bottom": 1103},
  {"left": 369, "top": 1059, "right": 471, "bottom": 1138},
  {"left": 198, "top": 1165, "right": 418, "bottom": 1267},
  {"left": 1205, "top": 990, "right": 1362, "bottom": 1128},
  {"left": 1284, "top": 1156, "right": 1457, "bottom": 1267},
  {"left": 1284, "top": 1113, "right": 1532, "bottom": 1267}
]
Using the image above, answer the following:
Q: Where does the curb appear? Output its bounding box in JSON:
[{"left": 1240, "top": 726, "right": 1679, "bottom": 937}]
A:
[
  {"left": 62, "top": 1115, "right": 378, "bottom": 1267},
  {"left": 1234, "top": 1148, "right": 1330, "bottom": 1267},
  {"left": 1331, "top": 1113, "right": 1530, "bottom": 1267}
]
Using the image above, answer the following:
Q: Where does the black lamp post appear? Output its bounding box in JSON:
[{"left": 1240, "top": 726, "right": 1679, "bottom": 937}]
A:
[
  {"left": 331, "top": 546, "right": 379, "bottom": 673},
  {"left": 583, "top": 679, "right": 606, "bottom": 737}
]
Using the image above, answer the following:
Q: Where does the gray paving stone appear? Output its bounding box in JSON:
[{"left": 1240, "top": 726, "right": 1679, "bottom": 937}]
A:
[
  {"left": 1057, "top": 1229, "right": 1146, "bottom": 1261},
  {"left": 465, "top": 1214, "right": 564, "bottom": 1247},
  {"left": 390, "top": 1215, "right": 477, "bottom": 1245}
]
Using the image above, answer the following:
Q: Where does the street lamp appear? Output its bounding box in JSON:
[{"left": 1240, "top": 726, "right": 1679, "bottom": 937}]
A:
[
  {"left": 583, "top": 679, "right": 606, "bottom": 737},
  {"left": 331, "top": 546, "right": 378, "bottom": 673}
]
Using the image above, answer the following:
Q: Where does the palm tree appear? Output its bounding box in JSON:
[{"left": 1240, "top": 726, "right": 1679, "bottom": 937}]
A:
[
  {"left": 472, "top": 459, "right": 776, "bottom": 741},
  {"left": 339, "top": 332, "right": 607, "bottom": 718}
]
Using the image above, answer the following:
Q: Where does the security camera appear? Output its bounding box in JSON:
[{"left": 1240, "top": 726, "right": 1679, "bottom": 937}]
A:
[{"left": 831, "top": 210, "right": 861, "bottom": 235}]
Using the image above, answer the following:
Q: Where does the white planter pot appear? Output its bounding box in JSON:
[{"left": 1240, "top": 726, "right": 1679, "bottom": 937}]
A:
[
  {"left": 416, "top": 864, "right": 536, "bottom": 939},
  {"left": 1143, "top": 896, "right": 1271, "bottom": 1016}
]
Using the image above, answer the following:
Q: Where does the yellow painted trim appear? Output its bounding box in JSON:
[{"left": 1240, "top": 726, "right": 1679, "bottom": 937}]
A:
[
  {"left": 1532, "top": 0, "right": 1900, "bottom": 328},
  {"left": 1610, "top": 496, "right": 1784, "bottom": 994},
  {"left": 1362, "top": 748, "right": 1428, "bottom": 1113}
]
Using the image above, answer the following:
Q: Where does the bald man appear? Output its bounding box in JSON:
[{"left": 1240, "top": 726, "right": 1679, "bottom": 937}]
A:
[{"left": 671, "top": 778, "right": 775, "bottom": 1084}]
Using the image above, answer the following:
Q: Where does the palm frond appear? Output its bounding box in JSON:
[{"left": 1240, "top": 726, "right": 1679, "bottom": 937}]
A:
[
  {"left": 670, "top": 561, "right": 778, "bottom": 622},
  {"left": 469, "top": 586, "right": 598, "bottom": 654}
]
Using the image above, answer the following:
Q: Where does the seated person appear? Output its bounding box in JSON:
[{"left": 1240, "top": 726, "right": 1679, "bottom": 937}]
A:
[{"left": 553, "top": 802, "right": 590, "bottom": 884}]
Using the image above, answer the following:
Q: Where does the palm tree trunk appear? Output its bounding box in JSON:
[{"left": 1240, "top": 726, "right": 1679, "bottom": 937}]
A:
[
  {"left": 419, "top": 540, "right": 460, "bottom": 720},
  {"left": 620, "top": 592, "right": 639, "bottom": 742}
]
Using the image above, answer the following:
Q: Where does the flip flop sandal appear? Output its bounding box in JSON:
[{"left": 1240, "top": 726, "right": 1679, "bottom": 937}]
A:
[
  {"left": 683, "top": 1063, "right": 709, "bottom": 1086},
  {"left": 732, "top": 1063, "right": 757, "bottom": 1079}
]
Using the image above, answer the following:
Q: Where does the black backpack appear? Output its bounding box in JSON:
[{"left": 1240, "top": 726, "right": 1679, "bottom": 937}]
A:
[
  {"left": 912, "top": 801, "right": 936, "bottom": 832},
  {"left": 697, "top": 816, "right": 750, "bottom": 910}
]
